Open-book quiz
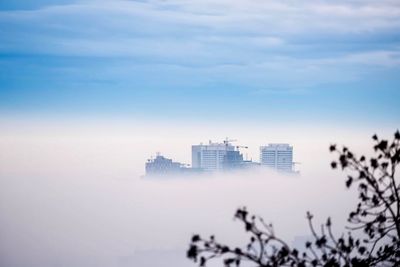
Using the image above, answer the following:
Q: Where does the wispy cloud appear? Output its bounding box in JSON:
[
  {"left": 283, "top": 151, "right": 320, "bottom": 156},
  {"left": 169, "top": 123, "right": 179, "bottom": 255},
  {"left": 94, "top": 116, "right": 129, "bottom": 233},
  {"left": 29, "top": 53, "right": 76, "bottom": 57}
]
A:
[
  {"left": 0, "top": 0, "right": 399, "bottom": 123},
  {"left": 1, "top": 0, "right": 399, "bottom": 57}
]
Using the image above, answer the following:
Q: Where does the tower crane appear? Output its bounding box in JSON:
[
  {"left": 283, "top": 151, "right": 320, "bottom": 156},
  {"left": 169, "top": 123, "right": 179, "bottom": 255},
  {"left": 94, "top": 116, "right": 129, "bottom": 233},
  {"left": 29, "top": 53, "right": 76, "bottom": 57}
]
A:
[{"left": 223, "top": 138, "right": 237, "bottom": 146}]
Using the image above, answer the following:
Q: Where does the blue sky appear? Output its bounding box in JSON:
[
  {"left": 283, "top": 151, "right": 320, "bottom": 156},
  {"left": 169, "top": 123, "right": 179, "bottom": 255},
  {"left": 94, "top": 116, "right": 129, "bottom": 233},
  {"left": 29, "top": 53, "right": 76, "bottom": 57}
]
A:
[{"left": 0, "top": 0, "right": 399, "bottom": 125}]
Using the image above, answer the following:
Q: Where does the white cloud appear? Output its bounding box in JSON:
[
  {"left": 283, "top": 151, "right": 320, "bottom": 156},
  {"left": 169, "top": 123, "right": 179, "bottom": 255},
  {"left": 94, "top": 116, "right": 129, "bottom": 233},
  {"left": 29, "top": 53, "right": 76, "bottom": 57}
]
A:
[{"left": 1, "top": 0, "right": 400, "bottom": 90}]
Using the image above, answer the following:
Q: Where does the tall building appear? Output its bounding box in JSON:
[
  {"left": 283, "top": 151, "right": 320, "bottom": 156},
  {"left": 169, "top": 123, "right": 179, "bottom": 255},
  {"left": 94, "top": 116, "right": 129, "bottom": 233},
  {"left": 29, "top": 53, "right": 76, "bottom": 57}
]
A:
[
  {"left": 260, "top": 144, "right": 293, "bottom": 172},
  {"left": 192, "top": 140, "right": 237, "bottom": 171}
]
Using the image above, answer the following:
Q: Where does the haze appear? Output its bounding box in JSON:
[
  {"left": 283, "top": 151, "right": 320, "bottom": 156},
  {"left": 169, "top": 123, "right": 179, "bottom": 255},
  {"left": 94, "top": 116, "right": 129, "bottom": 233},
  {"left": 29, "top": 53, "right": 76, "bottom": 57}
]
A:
[
  {"left": 1, "top": 0, "right": 399, "bottom": 266},
  {"left": 0, "top": 119, "right": 394, "bottom": 267}
]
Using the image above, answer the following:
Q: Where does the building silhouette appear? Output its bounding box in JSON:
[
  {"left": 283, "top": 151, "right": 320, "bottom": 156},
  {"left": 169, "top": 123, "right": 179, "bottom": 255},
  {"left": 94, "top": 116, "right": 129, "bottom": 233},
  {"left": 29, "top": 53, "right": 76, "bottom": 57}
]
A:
[
  {"left": 260, "top": 144, "right": 293, "bottom": 172},
  {"left": 145, "top": 154, "right": 183, "bottom": 176},
  {"left": 145, "top": 141, "right": 296, "bottom": 176},
  {"left": 222, "top": 150, "right": 244, "bottom": 169},
  {"left": 192, "top": 140, "right": 245, "bottom": 171}
]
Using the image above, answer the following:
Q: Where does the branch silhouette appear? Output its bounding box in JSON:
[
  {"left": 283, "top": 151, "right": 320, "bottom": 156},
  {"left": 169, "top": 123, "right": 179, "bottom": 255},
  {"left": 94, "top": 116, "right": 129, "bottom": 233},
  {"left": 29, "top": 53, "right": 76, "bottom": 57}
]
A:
[{"left": 187, "top": 131, "right": 400, "bottom": 267}]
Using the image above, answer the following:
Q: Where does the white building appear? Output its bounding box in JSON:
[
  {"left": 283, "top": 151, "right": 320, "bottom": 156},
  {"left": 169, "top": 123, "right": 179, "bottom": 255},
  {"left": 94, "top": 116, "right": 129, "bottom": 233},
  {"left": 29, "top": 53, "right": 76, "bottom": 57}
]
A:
[
  {"left": 192, "top": 141, "right": 235, "bottom": 171},
  {"left": 260, "top": 144, "right": 293, "bottom": 172}
]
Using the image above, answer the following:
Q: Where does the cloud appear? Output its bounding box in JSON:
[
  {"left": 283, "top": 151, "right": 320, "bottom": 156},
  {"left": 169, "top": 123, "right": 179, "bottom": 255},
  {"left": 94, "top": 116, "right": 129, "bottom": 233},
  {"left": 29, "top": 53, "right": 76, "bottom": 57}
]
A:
[
  {"left": 0, "top": 0, "right": 400, "bottom": 110},
  {"left": 1, "top": 0, "right": 400, "bottom": 57}
]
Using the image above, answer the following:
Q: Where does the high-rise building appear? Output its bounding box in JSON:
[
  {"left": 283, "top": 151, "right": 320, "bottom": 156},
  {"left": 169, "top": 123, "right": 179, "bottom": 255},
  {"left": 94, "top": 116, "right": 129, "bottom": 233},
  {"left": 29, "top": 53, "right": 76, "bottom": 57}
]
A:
[
  {"left": 192, "top": 140, "right": 236, "bottom": 171},
  {"left": 260, "top": 144, "right": 293, "bottom": 172}
]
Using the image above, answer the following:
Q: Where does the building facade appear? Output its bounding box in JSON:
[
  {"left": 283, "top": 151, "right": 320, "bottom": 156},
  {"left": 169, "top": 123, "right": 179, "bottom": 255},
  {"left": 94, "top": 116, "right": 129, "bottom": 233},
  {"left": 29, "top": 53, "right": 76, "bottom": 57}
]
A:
[
  {"left": 222, "top": 150, "right": 244, "bottom": 170},
  {"left": 192, "top": 141, "right": 237, "bottom": 171},
  {"left": 260, "top": 144, "right": 293, "bottom": 172}
]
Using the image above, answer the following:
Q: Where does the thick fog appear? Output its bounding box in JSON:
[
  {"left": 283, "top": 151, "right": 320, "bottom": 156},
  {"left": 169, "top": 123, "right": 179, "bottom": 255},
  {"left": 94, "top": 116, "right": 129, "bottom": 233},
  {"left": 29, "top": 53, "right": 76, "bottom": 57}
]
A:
[{"left": 0, "top": 119, "right": 392, "bottom": 267}]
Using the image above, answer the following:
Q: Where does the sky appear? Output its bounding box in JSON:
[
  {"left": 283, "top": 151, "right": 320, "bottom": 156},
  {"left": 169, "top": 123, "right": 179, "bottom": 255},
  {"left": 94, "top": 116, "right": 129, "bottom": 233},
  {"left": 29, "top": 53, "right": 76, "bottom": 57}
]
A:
[
  {"left": 0, "top": 1, "right": 399, "bottom": 267},
  {"left": 0, "top": 0, "right": 399, "bottom": 125}
]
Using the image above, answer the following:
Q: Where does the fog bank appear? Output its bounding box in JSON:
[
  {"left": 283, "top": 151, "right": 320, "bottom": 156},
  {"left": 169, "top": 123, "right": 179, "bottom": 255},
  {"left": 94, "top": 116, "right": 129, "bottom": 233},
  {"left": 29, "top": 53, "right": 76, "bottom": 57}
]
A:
[{"left": 0, "top": 119, "right": 389, "bottom": 267}]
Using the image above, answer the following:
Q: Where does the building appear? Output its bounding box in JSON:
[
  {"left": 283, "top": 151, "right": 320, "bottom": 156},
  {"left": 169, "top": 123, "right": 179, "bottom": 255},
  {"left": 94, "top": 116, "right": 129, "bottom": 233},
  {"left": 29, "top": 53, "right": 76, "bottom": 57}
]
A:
[
  {"left": 192, "top": 140, "right": 238, "bottom": 171},
  {"left": 260, "top": 144, "right": 293, "bottom": 172},
  {"left": 223, "top": 150, "right": 244, "bottom": 170},
  {"left": 145, "top": 154, "right": 183, "bottom": 176}
]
